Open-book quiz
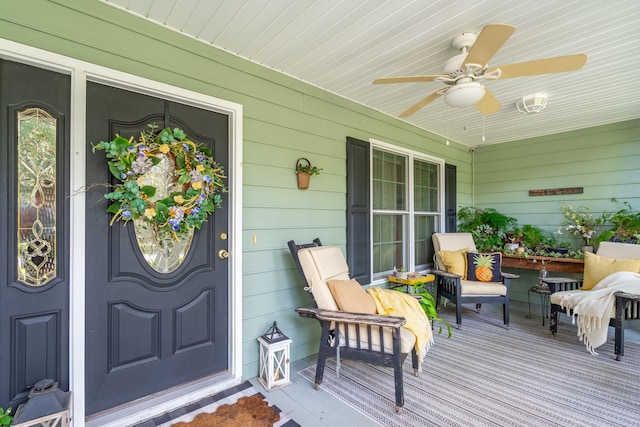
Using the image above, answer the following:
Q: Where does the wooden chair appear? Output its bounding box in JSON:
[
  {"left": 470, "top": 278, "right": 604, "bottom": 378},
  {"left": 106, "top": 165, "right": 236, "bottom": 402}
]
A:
[
  {"left": 431, "top": 232, "right": 518, "bottom": 329},
  {"left": 549, "top": 241, "right": 640, "bottom": 360},
  {"left": 288, "top": 239, "right": 419, "bottom": 412}
]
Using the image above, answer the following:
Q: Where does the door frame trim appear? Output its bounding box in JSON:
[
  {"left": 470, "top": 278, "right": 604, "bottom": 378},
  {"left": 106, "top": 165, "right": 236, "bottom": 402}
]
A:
[{"left": 0, "top": 38, "right": 244, "bottom": 426}]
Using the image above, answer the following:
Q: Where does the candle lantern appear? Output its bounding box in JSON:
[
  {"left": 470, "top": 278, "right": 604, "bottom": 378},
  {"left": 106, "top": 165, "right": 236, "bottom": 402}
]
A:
[
  {"left": 257, "top": 321, "right": 292, "bottom": 390},
  {"left": 11, "top": 379, "right": 70, "bottom": 427}
]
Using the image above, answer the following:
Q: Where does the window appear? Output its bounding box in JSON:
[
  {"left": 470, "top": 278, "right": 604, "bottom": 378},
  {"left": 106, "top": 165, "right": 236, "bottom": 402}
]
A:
[{"left": 371, "top": 142, "right": 444, "bottom": 280}]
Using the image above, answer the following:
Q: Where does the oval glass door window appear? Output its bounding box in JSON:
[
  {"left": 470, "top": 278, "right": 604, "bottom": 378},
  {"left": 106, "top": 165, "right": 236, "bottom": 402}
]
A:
[{"left": 133, "top": 153, "right": 194, "bottom": 273}]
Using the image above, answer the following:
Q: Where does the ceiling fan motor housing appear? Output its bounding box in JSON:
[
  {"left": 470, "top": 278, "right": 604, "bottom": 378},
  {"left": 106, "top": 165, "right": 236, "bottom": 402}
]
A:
[{"left": 443, "top": 52, "right": 468, "bottom": 77}]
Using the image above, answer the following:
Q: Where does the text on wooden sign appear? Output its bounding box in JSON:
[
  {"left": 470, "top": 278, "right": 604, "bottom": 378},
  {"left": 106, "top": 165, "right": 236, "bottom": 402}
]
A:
[{"left": 529, "top": 187, "right": 584, "bottom": 197}]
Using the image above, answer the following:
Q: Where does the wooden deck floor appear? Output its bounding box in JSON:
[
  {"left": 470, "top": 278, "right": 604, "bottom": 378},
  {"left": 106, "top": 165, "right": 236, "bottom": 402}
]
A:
[
  {"left": 251, "top": 300, "right": 640, "bottom": 427},
  {"left": 249, "top": 355, "right": 376, "bottom": 426}
]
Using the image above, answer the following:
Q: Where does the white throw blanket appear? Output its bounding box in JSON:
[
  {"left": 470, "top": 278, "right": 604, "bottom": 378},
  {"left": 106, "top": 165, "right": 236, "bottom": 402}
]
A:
[{"left": 559, "top": 271, "right": 640, "bottom": 355}]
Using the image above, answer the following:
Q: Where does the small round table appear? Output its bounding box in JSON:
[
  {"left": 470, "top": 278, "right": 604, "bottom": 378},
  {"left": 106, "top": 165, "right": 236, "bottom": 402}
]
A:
[{"left": 527, "top": 283, "right": 551, "bottom": 326}]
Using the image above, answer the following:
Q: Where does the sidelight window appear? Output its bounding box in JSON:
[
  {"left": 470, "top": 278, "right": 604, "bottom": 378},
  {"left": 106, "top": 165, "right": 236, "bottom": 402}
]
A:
[{"left": 17, "top": 107, "right": 57, "bottom": 286}]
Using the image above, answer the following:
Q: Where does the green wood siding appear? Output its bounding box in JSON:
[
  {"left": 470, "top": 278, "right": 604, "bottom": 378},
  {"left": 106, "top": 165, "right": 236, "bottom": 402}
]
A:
[
  {"left": 1, "top": 0, "right": 472, "bottom": 379},
  {"left": 473, "top": 120, "right": 640, "bottom": 239}
]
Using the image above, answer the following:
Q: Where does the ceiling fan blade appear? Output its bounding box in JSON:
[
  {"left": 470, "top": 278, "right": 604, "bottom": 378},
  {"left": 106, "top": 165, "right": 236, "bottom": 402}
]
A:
[
  {"left": 475, "top": 88, "right": 502, "bottom": 115},
  {"left": 373, "top": 75, "right": 446, "bottom": 84},
  {"left": 463, "top": 24, "right": 516, "bottom": 68},
  {"left": 399, "top": 91, "right": 442, "bottom": 117},
  {"left": 487, "top": 54, "right": 587, "bottom": 79}
]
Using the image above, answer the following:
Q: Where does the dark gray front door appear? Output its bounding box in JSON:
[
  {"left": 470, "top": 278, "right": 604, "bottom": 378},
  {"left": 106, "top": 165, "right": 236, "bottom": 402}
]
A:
[
  {"left": 0, "top": 60, "right": 70, "bottom": 409},
  {"left": 85, "top": 82, "right": 230, "bottom": 414}
]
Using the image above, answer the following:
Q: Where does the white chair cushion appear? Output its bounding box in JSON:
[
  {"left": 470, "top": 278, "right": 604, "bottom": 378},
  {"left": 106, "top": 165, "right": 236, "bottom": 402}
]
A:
[
  {"left": 297, "top": 246, "right": 349, "bottom": 311},
  {"left": 550, "top": 289, "right": 586, "bottom": 305},
  {"left": 432, "top": 233, "right": 478, "bottom": 271},
  {"left": 550, "top": 289, "right": 617, "bottom": 320},
  {"left": 461, "top": 280, "right": 507, "bottom": 296},
  {"left": 597, "top": 241, "right": 640, "bottom": 259}
]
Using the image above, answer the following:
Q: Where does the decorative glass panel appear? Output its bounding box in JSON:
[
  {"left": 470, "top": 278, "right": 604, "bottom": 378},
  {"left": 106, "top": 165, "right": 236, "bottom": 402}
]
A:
[
  {"left": 133, "top": 153, "right": 194, "bottom": 273},
  {"left": 17, "top": 108, "right": 57, "bottom": 286}
]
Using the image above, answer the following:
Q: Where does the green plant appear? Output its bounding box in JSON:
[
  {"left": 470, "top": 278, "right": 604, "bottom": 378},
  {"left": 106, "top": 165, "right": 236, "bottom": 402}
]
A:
[
  {"left": 520, "top": 224, "right": 547, "bottom": 250},
  {"left": 560, "top": 204, "right": 610, "bottom": 246},
  {"left": 0, "top": 407, "right": 12, "bottom": 426},
  {"left": 415, "top": 291, "right": 452, "bottom": 338},
  {"left": 598, "top": 200, "right": 640, "bottom": 244},
  {"left": 457, "top": 207, "right": 517, "bottom": 252},
  {"left": 296, "top": 163, "right": 322, "bottom": 176},
  {"left": 92, "top": 124, "right": 226, "bottom": 240}
]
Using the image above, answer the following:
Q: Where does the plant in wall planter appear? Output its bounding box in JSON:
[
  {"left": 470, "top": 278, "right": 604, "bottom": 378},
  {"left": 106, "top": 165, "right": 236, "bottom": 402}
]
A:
[{"left": 295, "top": 157, "right": 322, "bottom": 190}]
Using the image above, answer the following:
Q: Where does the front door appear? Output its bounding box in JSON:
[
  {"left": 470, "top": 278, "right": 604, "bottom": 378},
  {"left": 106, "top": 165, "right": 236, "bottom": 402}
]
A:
[
  {"left": 85, "top": 82, "right": 230, "bottom": 415},
  {"left": 0, "top": 60, "right": 70, "bottom": 409}
]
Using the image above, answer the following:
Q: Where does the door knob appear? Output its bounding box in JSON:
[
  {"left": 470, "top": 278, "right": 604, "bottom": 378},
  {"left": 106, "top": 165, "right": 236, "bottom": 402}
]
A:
[{"left": 218, "top": 249, "right": 229, "bottom": 260}]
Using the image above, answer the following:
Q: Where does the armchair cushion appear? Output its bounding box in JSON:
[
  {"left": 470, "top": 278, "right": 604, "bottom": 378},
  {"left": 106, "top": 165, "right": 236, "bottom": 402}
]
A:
[
  {"left": 437, "top": 248, "right": 471, "bottom": 278},
  {"left": 326, "top": 279, "right": 377, "bottom": 314},
  {"left": 461, "top": 280, "right": 507, "bottom": 296},
  {"left": 582, "top": 251, "right": 640, "bottom": 290},
  {"left": 432, "top": 232, "right": 477, "bottom": 270},
  {"left": 466, "top": 252, "right": 502, "bottom": 282},
  {"left": 296, "top": 245, "right": 350, "bottom": 310}
]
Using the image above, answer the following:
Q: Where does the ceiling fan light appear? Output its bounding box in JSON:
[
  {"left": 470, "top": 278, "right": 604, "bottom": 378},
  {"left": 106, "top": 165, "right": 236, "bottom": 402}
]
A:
[
  {"left": 516, "top": 94, "right": 548, "bottom": 114},
  {"left": 443, "top": 82, "right": 486, "bottom": 107}
]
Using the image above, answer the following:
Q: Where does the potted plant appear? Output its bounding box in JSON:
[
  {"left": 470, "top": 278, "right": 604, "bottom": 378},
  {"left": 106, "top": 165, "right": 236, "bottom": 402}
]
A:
[
  {"left": 458, "top": 207, "right": 517, "bottom": 252},
  {"left": 295, "top": 158, "right": 322, "bottom": 189},
  {"left": 505, "top": 227, "right": 523, "bottom": 251},
  {"left": 597, "top": 200, "right": 640, "bottom": 244},
  {"left": 414, "top": 290, "right": 452, "bottom": 338},
  {"left": 560, "top": 204, "right": 610, "bottom": 252},
  {"left": 519, "top": 224, "right": 547, "bottom": 252}
]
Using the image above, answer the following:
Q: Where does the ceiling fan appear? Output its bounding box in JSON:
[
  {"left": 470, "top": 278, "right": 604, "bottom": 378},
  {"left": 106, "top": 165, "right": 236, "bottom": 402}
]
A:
[{"left": 373, "top": 24, "right": 587, "bottom": 117}]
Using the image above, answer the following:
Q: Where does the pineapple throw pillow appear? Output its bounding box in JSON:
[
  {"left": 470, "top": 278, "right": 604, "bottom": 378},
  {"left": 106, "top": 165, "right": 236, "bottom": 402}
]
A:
[{"left": 466, "top": 252, "right": 502, "bottom": 282}]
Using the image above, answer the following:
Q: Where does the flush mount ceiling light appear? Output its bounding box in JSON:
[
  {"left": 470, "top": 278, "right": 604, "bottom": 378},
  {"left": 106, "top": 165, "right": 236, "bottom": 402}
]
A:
[
  {"left": 516, "top": 93, "right": 548, "bottom": 114},
  {"left": 443, "top": 82, "right": 486, "bottom": 107}
]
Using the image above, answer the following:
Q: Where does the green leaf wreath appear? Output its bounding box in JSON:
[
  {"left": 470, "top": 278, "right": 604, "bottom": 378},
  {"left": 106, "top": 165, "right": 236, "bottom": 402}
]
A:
[{"left": 92, "top": 124, "right": 226, "bottom": 240}]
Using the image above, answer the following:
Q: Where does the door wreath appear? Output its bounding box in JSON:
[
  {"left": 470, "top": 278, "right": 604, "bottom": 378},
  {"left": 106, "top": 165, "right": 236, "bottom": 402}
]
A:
[{"left": 92, "top": 124, "right": 226, "bottom": 240}]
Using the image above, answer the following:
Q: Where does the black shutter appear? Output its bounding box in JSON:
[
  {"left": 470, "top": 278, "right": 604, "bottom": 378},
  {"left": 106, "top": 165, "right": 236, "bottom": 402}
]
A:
[
  {"left": 346, "top": 137, "right": 371, "bottom": 284},
  {"left": 445, "top": 163, "right": 457, "bottom": 232}
]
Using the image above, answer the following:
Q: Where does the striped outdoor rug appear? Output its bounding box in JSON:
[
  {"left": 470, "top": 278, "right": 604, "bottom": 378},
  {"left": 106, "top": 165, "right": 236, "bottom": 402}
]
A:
[{"left": 299, "top": 305, "right": 640, "bottom": 426}]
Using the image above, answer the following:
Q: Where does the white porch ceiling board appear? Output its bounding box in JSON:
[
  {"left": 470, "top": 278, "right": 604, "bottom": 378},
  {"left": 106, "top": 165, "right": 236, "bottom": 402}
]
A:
[{"left": 100, "top": 0, "right": 640, "bottom": 147}]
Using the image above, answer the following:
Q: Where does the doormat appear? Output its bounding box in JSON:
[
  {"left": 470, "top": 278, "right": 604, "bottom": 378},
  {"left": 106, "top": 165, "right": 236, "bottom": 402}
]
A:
[
  {"left": 172, "top": 394, "right": 278, "bottom": 427},
  {"left": 135, "top": 381, "right": 298, "bottom": 427}
]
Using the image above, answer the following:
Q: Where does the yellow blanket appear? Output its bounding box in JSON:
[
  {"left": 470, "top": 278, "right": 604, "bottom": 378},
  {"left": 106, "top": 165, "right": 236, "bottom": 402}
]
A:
[{"left": 366, "top": 287, "right": 433, "bottom": 370}]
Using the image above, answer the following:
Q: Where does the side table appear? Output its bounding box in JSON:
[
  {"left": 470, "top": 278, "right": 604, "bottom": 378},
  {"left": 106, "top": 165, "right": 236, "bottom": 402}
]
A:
[
  {"left": 535, "top": 277, "right": 583, "bottom": 327},
  {"left": 527, "top": 283, "right": 551, "bottom": 326},
  {"left": 388, "top": 274, "right": 435, "bottom": 296}
]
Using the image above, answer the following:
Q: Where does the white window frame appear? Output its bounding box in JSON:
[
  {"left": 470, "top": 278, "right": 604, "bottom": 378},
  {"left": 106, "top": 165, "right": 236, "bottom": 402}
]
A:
[{"left": 369, "top": 138, "right": 445, "bottom": 283}]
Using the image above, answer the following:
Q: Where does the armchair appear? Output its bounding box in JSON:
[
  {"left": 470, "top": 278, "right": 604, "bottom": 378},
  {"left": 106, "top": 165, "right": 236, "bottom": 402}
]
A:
[
  {"left": 432, "top": 232, "right": 518, "bottom": 329},
  {"left": 549, "top": 241, "right": 640, "bottom": 360},
  {"left": 288, "top": 239, "right": 420, "bottom": 412}
]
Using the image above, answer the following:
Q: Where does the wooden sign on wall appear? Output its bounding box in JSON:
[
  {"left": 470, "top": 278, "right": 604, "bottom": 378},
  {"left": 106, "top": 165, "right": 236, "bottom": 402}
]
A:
[{"left": 529, "top": 187, "right": 583, "bottom": 197}]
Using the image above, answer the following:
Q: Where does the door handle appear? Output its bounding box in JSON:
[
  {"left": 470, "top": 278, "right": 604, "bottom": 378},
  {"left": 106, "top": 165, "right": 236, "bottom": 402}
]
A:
[{"left": 218, "top": 249, "right": 229, "bottom": 260}]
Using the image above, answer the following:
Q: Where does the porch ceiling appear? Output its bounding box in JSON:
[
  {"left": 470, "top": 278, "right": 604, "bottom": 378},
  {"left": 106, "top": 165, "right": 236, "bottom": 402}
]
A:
[{"left": 101, "top": 0, "right": 640, "bottom": 147}]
